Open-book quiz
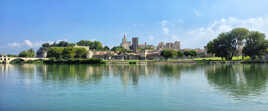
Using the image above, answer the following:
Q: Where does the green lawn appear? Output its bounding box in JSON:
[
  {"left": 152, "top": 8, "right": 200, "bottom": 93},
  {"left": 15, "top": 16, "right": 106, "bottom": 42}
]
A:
[
  {"left": 194, "top": 56, "right": 251, "bottom": 61},
  {"left": 104, "top": 56, "right": 252, "bottom": 62}
]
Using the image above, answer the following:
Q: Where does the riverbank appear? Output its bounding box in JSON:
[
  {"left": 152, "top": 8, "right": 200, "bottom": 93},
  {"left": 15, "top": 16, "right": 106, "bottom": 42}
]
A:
[
  {"left": 105, "top": 59, "right": 268, "bottom": 64},
  {"left": 3, "top": 58, "right": 268, "bottom": 64},
  {"left": 43, "top": 58, "right": 105, "bottom": 64}
]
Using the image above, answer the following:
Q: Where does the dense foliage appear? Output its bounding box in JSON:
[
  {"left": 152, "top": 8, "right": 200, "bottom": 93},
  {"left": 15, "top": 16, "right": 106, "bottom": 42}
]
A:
[
  {"left": 206, "top": 28, "right": 253, "bottom": 60},
  {"left": 7, "top": 54, "right": 18, "bottom": 57},
  {"left": 177, "top": 50, "right": 184, "bottom": 57},
  {"left": 19, "top": 49, "right": 35, "bottom": 57},
  {"left": 76, "top": 40, "right": 106, "bottom": 51},
  {"left": 184, "top": 50, "right": 197, "bottom": 57},
  {"left": 206, "top": 32, "right": 235, "bottom": 60},
  {"left": 206, "top": 28, "right": 268, "bottom": 60},
  {"left": 47, "top": 47, "right": 88, "bottom": 59},
  {"left": 160, "top": 49, "right": 198, "bottom": 59},
  {"left": 111, "top": 46, "right": 127, "bottom": 53},
  {"left": 51, "top": 41, "right": 75, "bottom": 47},
  {"left": 160, "top": 49, "right": 178, "bottom": 59},
  {"left": 243, "top": 31, "right": 268, "bottom": 59}
]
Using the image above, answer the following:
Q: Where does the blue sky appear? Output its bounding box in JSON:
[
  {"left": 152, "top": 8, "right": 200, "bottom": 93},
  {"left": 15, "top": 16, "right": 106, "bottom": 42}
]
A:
[{"left": 1, "top": 0, "right": 268, "bottom": 54}]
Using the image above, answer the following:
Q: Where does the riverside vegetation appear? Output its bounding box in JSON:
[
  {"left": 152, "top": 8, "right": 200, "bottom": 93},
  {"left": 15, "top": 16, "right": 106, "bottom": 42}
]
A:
[{"left": 3, "top": 27, "right": 268, "bottom": 64}]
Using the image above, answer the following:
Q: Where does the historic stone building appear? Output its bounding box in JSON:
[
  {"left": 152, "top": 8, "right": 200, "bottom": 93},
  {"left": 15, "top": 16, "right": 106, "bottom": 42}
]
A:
[
  {"left": 157, "top": 41, "right": 181, "bottom": 50},
  {"left": 131, "top": 37, "right": 139, "bottom": 51},
  {"left": 120, "top": 34, "right": 131, "bottom": 50},
  {"left": 36, "top": 47, "right": 48, "bottom": 58},
  {"left": 138, "top": 42, "right": 156, "bottom": 50}
]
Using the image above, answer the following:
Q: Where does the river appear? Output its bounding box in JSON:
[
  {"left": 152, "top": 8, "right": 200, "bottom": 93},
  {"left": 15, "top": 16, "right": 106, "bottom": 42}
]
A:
[{"left": 1, "top": 64, "right": 268, "bottom": 111}]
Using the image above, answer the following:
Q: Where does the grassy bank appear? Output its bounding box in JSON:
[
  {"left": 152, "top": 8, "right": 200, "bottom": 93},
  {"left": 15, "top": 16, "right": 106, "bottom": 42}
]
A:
[
  {"left": 5, "top": 56, "right": 268, "bottom": 65},
  {"left": 194, "top": 56, "right": 251, "bottom": 61},
  {"left": 43, "top": 58, "right": 105, "bottom": 64}
]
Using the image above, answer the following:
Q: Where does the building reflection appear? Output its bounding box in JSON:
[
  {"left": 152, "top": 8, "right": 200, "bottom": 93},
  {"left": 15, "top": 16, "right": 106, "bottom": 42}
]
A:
[
  {"left": 0, "top": 64, "right": 201, "bottom": 87},
  {"left": 0, "top": 64, "right": 15, "bottom": 80},
  {"left": 0, "top": 64, "right": 14, "bottom": 73},
  {"left": 205, "top": 64, "right": 268, "bottom": 98}
]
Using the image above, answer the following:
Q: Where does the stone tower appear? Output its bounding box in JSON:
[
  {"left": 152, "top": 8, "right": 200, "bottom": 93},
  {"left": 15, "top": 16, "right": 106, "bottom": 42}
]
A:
[
  {"left": 132, "top": 37, "right": 139, "bottom": 51},
  {"left": 120, "top": 33, "right": 131, "bottom": 50}
]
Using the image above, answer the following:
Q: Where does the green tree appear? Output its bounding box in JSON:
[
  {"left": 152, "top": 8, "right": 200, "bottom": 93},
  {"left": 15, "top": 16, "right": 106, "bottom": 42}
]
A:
[
  {"left": 177, "top": 50, "right": 184, "bottom": 57},
  {"left": 111, "top": 46, "right": 127, "bottom": 53},
  {"left": 47, "top": 47, "right": 64, "bottom": 59},
  {"left": 42, "top": 43, "right": 50, "bottom": 48},
  {"left": 47, "top": 47, "right": 88, "bottom": 59},
  {"left": 19, "top": 51, "right": 28, "bottom": 57},
  {"left": 75, "top": 48, "right": 87, "bottom": 58},
  {"left": 50, "top": 41, "right": 74, "bottom": 47},
  {"left": 206, "top": 32, "right": 240, "bottom": 60},
  {"left": 184, "top": 50, "right": 197, "bottom": 57},
  {"left": 58, "top": 41, "right": 70, "bottom": 47},
  {"left": 206, "top": 28, "right": 251, "bottom": 60},
  {"left": 243, "top": 31, "right": 268, "bottom": 60},
  {"left": 91, "top": 41, "right": 103, "bottom": 50},
  {"left": 77, "top": 40, "right": 92, "bottom": 46},
  {"left": 19, "top": 49, "right": 35, "bottom": 57},
  {"left": 230, "top": 28, "right": 249, "bottom": 57},
  {"left": 230, "top": 28, "right": 249, "bottom": 42},
  {"left": 7, "top": 54, "right": 18, "bottom": 57},
  {"left": 77, "top": 40, "right": 104, "bottom": 50},
  {"left": 103, "top": 46, "right": 110, "bottom": 51},
  {"left": 62, "top": 47, "right": 76, "bottom": 59},
  {"left": 160, "top": 49, "right": 177, "bottom": 59},
  {"left": 28, "top": 49, "right": 35, "bottom": 57}
]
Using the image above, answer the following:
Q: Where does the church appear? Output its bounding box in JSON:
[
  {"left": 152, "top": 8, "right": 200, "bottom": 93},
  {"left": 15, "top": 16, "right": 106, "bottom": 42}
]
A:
[{"left": 120, "top": 34, "right": 131, "bottom": 50}]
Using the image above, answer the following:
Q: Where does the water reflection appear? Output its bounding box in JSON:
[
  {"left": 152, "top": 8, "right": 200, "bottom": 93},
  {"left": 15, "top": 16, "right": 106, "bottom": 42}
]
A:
[
  {"left": 2, "top": 64, "right": 268, "bottom": 111},
  {"left": 205, "top": 64, "right": 268, "bottom": 98},
  {"left": 2, "top": 64, "right": 268, "bottom": 98},
  {"left": 0, "top": 64, "right": 201, "bottom": 87}
]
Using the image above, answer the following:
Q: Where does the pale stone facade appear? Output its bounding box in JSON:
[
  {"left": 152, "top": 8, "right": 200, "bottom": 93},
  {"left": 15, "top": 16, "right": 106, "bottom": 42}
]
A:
[
  {"left": 157, "top": 41, "right": 181, "bottom": 50},
  {"left": 74, "top": 45, "right": 90, "bottom": 51},
  {"left": 120, "top": 34, "right": 131, "bottom": 50}
]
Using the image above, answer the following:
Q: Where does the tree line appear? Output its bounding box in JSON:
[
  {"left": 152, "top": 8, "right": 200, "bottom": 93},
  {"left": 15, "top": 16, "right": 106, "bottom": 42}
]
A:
[
  {"left": 42, "top": 40, "right": 109, "bottom": 51},
  {"left": 46, "top": 47, "right": 88, "bottom": 59},
  {"left": 160, "top": 49, "right": 198, "bottom": 59},
  {"left": 206, "top": 28, "right": 268, "bottom": 60},
  {"left": 19, "top": 49, "right": 35, "bottom": 57}
]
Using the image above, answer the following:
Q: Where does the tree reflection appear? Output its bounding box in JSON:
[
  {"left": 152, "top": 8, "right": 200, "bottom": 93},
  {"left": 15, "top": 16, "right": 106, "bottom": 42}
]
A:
[
  {"left": 36, "top": 64, "right": 106, "bottom": 84},
  {"left": 0, "top": 64, "right": 199, "bottom": 87},
  {"left": 16, "top": 64, "right": 36, "bottom": 80},
  {"left": 205, "top": 64, "right": 268, "bottom": 98}
]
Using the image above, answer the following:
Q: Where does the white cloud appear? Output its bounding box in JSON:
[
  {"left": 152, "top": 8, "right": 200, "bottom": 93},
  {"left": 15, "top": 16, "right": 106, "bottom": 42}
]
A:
[
  {"left": 184, "top": 17, "right": 268, "bottom": 48},
  {"left": 8, "top": 42, "right": 21, "bottom": 48},
  {"left": 160, "top": 20, "right": 170, "bottom": 35},
  {"left": 8, "top": 40, "right": 44, "bottom": 48},
  {"left": 160, "top": 20, "right": 168, "bottom": 26},
  {"left": 1, "top": 40, "right": 71, "bottom": 54},
  {"left": 155, "top": 17, "right": 268, "bottom": 49},
  {"left": 24, "top": 40, "right": 33, "bottom": 47}
]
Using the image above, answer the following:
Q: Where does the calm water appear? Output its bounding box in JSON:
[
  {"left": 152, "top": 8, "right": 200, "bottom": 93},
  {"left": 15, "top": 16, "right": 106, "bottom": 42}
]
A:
[{"left": 1, "top": 64, "right": 268, "bottom": 111}]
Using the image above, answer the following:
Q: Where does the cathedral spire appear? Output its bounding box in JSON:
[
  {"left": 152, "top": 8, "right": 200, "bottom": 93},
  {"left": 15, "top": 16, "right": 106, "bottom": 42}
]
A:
[
  {"left": 120, "top": 33, "right": 130, "bottom": 50},
  {"left": 123, "top": 33, "right": 127, "bottom": 42}
]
